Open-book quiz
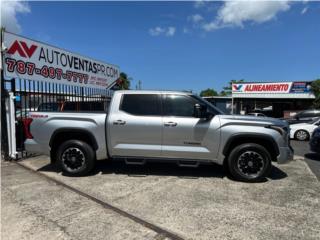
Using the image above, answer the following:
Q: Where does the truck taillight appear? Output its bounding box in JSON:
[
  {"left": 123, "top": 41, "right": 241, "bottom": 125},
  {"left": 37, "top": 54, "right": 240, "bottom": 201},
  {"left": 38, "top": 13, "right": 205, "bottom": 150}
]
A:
[{"left": 22, "top": 118, "right": 33, "bottom": 139}]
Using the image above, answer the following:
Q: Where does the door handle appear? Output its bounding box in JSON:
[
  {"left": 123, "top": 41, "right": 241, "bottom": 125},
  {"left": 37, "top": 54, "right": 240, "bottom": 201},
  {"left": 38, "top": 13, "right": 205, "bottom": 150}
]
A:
[
  {"left": 164, "top": 122, "right": 177, "bottom": 127},
  {"left": 113, "top": 120, "right": 126, "bottom": 125}
]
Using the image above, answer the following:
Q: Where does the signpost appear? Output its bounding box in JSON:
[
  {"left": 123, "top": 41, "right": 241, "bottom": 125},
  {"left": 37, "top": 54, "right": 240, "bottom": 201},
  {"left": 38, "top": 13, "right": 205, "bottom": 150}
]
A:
[{"left": 3, "top": 31, "right": 120, "bottom": 89}]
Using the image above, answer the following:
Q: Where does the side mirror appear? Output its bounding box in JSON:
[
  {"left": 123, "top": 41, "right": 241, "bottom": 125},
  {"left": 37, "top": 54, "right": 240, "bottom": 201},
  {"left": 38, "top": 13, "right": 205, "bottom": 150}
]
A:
[{"left": 193, "top": 104, "right": 208, "bottom": 119}]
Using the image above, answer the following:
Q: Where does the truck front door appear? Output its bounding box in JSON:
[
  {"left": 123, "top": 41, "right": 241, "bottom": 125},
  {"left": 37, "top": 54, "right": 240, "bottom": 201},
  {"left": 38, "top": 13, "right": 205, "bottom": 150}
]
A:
[{"left": 161, "top": 94, "right": 220, "bottom": 160}]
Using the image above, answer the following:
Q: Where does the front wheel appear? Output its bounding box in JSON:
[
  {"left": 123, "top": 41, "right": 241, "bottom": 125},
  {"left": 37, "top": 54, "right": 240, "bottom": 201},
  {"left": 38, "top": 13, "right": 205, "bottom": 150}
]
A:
[
  {"left": 56, "top": 140, "right": 95, "bottom": 176},
  {"left": 227, "top": 143, "right": 272, "bottom": 182}
]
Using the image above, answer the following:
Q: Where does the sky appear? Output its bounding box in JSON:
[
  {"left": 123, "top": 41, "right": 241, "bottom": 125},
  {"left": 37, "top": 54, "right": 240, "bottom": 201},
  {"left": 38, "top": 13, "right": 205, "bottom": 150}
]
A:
[{"left": 1, "top": 0, "right": 320, "bottom": 93}]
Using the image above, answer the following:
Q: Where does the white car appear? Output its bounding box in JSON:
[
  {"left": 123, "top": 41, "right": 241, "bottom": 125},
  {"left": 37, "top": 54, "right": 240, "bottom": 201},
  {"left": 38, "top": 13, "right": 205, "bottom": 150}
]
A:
[
  {"left": 247, "top": 112, "right": 266, "bottom": 117},
  {"left": 290, "top": 118, "right": 320, "bottom": 141}
]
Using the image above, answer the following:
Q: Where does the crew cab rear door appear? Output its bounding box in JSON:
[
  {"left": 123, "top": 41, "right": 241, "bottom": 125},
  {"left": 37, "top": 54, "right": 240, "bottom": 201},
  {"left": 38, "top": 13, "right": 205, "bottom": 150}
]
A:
[
  {"left": 107, "top": 93, "right": 162, "bottom": 158},
  {"left": 161, "top": 94, "right": 220, "bottom": 160}
]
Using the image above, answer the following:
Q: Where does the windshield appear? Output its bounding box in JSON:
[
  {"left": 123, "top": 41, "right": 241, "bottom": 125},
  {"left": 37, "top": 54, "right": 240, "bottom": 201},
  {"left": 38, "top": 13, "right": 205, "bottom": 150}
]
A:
[
  {"left": 311, "top": 118, "right": 320, "bottom": 124},
  {"left": 191, "top": 95, "right": 226, "bottom": 115}
]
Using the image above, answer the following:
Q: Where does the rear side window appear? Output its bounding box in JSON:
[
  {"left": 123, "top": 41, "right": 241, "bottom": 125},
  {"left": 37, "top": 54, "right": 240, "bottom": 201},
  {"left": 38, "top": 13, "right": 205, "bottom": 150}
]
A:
[{"left": 120, "top": 94, "right": 161, "bottom": 116}]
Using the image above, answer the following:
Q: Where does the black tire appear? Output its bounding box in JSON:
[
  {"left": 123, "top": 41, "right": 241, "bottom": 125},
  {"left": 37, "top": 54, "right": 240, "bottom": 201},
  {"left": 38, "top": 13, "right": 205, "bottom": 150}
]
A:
[
  {"left": 227, "top": 143, "right": 272, "bottom": 182},
  {"left": 56, "top": 140, "right": 95, "bottom": 176},
  {"left": 294, "top": 130, "right": 309, "bottom": 141}
]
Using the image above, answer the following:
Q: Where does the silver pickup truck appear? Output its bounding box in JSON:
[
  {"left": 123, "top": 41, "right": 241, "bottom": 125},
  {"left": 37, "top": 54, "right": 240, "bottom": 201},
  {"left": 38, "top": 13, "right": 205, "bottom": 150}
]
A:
[{"left": 25, "top": 90, "right": 293, "bottom": 182}]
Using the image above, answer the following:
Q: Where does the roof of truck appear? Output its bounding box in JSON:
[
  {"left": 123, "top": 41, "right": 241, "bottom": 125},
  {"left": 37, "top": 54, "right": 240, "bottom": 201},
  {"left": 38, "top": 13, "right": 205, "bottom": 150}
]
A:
[{"left": 115, "top": 90, "right": 193, "bottom": 95}]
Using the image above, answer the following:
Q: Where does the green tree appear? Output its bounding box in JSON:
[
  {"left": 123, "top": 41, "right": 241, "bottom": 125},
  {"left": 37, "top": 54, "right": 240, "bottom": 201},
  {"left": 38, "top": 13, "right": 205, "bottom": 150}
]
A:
[
  {"left": 219, "top": 90, "right": 228, "bottom": 96},
  {"left": 219, "top": 79, "right": 245, "bottom": 96},
  {"left": 117, "top": 72, "right": 131, "bottom": 90},
  {"left": 200, "top": 88, "right": 218, "bottom": 97},
  {"left": 311, "top": 79, "right": 320, "bottom": 108}
]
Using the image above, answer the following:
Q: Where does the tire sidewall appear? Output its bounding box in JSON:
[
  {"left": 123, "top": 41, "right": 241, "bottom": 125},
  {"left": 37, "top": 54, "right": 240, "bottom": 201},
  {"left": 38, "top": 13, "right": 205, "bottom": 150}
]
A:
[
  {"left": 228, "top": 143, "right": 272, "bottom": 182},
  {"left": 57, "top": 140, "right": 95, "bottom": 176},
  {"left": 294, "top": 130, "right": 309, "bottom": 141}
]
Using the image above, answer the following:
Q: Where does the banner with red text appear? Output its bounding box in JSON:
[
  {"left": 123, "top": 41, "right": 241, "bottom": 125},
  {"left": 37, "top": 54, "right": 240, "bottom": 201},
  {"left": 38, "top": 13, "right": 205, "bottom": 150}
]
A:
[
  {"left": 3, "top": 31, "right": 120, "bottom": 89},
  {"left": 232, "top": 82, "right": 293, "bottom": 94}
]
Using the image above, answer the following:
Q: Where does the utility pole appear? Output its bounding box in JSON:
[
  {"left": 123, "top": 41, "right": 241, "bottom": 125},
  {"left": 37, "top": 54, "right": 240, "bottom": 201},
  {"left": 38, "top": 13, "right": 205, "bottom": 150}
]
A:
[
  {"left": 1, "top": 28, "right": 9, "bottom": 160},
  {"left": 136, "top": 80, "right": 142, "bottom": 90}
]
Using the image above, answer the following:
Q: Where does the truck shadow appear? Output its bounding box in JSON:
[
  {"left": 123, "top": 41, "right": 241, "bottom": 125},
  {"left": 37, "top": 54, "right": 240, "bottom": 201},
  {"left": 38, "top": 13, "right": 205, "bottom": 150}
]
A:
[
  {"left": 95, "top": 161, "right": 226, "bottom": 179},
  {"left": 305, "top": 153, "right": 320, "bottom": 161},
  {"left": 37, "top": 160, "right": 288, "bottom": 181}
]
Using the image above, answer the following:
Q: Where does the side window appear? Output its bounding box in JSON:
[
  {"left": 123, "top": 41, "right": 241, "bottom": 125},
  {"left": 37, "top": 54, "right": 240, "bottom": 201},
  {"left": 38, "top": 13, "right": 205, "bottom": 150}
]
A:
[
  {"left": 163, "top": 94, "right": 198, "bottom": 117},
  {"left": 120, "top": 94, "right": 161, "bottom": 116},
  {"left": 299, "top": 111, "right": 315, "bottom": 118}
]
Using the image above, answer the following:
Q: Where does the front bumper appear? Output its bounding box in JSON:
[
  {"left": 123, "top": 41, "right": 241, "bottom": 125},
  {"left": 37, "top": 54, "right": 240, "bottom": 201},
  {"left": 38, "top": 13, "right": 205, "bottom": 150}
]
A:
[
  {"left": 277, "top": 146, "right": 294, "bottom": 164},
  {"left": 310, "top": 137, "right": 320, "bottom": 153}
]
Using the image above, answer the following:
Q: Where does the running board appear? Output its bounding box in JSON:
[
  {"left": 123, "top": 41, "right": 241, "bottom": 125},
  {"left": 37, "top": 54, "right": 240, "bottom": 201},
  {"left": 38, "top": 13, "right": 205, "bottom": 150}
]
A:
[
  {"left": 125, "top": 158, "right": 146, "bottom": 165},
  {"left": 177, "top": 160, "right": 199, "bottom": 168}
]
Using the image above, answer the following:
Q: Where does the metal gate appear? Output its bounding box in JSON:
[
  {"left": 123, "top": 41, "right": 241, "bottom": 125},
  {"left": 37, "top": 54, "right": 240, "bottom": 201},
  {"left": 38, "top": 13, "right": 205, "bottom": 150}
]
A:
[
  {"left": 0, "top": 30, "right": 120, "bottom": 160},
  {"left": 2, "top": 75, "right": 113, "bottom": 159}
]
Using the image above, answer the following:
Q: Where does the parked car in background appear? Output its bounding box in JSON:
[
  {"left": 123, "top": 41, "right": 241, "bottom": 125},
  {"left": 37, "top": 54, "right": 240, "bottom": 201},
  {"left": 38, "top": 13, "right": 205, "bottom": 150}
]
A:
[
  {"left": 290, "top": 118, "right": 320, "bottom": 141},
  {"left": 285, "top": 109, "right": 320, "bottom": 124},
  {"left": 310, "top": 127, "right": 320, "bottom": 154},
  {"left": 249, "top": 109, "right": 273, "bottom": 117},
  {"left": 37, "top": 102, "right": 62, "bottom": 112},
  {"left": 247, "top": 112, "right": 266, "bottom": 117},
  {"left": 37, "top": 101, "right": 106, "bottom": 112}
]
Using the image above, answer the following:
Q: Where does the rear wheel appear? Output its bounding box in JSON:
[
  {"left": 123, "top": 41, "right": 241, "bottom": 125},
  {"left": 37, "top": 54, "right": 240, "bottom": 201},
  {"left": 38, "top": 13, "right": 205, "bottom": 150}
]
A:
[
  {"left": 56, "top": 140, "right": 95, "bottom": 176},
  {"left": 294, "top": 130, "right": 309, "bottom": 141},
  {"left": 227, "top": 143, "right": 272, "bottom": 182}
]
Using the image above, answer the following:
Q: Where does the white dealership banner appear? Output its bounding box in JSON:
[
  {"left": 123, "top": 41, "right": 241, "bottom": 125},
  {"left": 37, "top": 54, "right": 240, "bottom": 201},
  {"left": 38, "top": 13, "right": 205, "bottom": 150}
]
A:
[
  {"left": 232, "top": 82, "right": 293, "bottom": 94},
  {"left": 3, "top": 31, "right": 120, "bottom": 89}
]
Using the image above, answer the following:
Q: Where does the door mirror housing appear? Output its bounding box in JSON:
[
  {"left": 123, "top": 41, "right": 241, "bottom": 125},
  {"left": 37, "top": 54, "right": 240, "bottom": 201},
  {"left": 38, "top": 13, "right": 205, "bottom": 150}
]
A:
[{"left": 193, "top": 104, "right": 208, "bottom": 119}]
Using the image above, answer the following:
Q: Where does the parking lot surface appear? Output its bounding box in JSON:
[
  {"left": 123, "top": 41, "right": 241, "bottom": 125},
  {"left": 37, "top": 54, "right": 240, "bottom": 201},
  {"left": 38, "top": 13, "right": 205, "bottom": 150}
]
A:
[
  {"left": 291, "top": 140, "right": 320, "bottom": 180},
  {"left": 2, "top": 141, "right": 320, "bottom": 240},
  {"left": 1, "top": 161, "right": 160, "bottom": 240}
]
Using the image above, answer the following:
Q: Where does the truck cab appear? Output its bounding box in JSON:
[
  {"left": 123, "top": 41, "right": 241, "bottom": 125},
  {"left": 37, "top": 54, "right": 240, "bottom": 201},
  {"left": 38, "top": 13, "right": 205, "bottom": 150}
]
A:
[{"left": 107, "top": 91, "right": 222, "bottom": 161}]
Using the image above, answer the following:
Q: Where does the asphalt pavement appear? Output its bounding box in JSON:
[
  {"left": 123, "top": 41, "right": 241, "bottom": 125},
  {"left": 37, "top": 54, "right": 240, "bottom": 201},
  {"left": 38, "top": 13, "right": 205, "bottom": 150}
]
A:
[
  {"left": 2, "top": 140, "right": 319, "bottom": 240},
  {"left": 2, "top": 151, "right": 319, "bottom": 240},
  {"left": 291, "top": 140, "right": 320, "bottom": 180}
]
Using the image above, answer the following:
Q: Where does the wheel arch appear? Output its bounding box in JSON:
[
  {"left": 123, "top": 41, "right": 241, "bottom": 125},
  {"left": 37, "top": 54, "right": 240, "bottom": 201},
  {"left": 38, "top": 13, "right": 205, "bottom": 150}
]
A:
[
  {"left": 49, "top": 128, "right": 98, "bottom": 163},
  {"left": 222, "top": 133, "right": 279, "bottom": 163}
]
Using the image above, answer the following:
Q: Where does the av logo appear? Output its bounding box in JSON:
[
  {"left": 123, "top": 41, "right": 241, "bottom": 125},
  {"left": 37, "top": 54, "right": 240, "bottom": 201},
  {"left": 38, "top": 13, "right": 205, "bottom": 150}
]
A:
[
  {"left": 7, "top": 40, "right": 37, "bottom": 58},
  {"left": 232, "top": 84, "right": 243, "bottom": 91}
]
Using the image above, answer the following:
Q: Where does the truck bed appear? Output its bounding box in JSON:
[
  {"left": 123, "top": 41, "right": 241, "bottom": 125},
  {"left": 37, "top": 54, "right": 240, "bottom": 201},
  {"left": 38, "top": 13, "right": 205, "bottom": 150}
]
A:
[{"left": 25, "top": 112, "right": 108, "bottom": 160}]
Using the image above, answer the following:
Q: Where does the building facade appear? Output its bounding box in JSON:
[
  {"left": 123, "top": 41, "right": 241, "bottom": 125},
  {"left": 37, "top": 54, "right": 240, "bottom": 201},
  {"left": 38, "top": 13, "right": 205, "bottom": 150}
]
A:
[{"left": 205, "top": 81, "right": 315, "bottom": 118}]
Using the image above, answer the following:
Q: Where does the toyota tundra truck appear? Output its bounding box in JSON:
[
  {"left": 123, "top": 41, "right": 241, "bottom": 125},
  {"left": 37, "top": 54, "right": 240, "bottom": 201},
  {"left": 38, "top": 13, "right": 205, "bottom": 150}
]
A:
[{"left": 24, "top": 90, "right": 293, "bottom": 182}]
